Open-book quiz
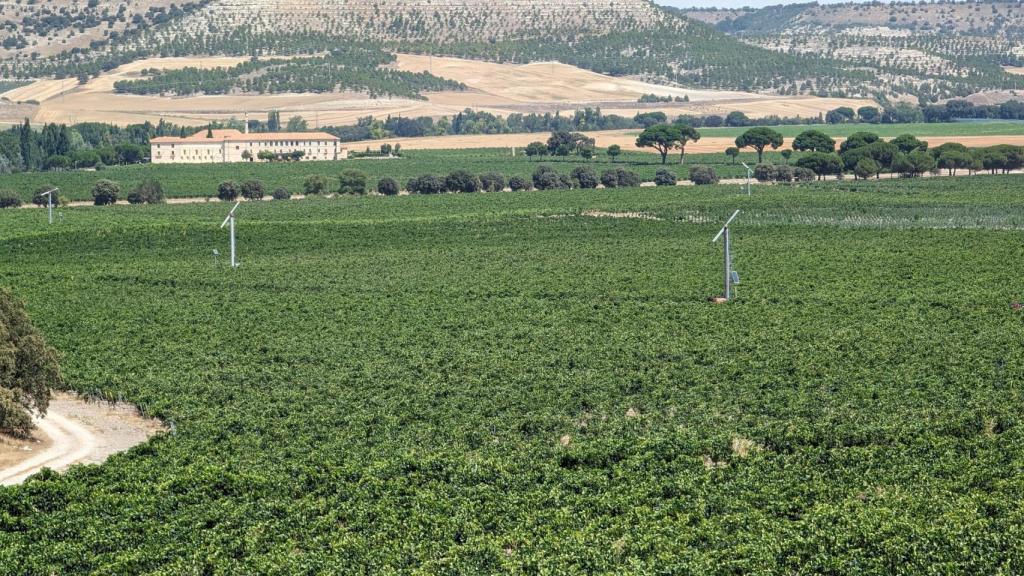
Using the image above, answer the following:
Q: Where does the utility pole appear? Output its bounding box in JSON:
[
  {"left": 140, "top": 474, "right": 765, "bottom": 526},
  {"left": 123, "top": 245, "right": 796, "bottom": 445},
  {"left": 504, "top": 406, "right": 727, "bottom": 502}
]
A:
[
  {"left": 712, "top": 210, "right": 741, "bottom": 301},
  {"left": 220, "top": 202, "right": 241, "bottom": 268},
  {"left": 40, "top": 188, "right": 57, "bottom": 225}
]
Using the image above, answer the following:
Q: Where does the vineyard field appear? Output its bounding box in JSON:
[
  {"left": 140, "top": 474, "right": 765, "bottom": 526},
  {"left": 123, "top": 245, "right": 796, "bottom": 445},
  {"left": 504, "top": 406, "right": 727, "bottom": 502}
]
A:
[{"left": 1, "top": 177, "right": 1024, "bottom": 572}]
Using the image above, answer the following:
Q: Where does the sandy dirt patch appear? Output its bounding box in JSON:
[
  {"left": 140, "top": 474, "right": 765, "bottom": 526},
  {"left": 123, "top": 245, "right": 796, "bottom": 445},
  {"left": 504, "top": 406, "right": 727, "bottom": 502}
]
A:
[
  {"left": 0, "top": 392, "right": 165, "bottom": 486},
  {"left": 1004, "top": 66, "right": 1024, "bottom": 76}
]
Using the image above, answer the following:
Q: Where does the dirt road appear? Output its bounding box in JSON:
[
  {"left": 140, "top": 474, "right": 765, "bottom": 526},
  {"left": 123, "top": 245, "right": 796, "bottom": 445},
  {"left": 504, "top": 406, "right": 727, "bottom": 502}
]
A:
[{"left": 0, "top": 393, "right": 164, "bottom": 486}]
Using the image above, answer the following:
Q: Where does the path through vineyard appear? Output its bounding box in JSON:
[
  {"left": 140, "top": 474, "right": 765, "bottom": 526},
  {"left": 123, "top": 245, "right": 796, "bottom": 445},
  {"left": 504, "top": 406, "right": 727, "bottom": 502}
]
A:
[{"left": 0, "top": 393, "right": 165, "bottom": 486}]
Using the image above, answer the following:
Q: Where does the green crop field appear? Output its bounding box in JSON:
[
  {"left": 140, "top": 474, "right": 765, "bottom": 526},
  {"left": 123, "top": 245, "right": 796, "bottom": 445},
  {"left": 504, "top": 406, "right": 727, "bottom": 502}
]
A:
[
  {"left": 0, "top": 148, "right": 781, "bottom": 203},
  {"left": 1, "top": 176, "right": 1024, "bottom": 573}
]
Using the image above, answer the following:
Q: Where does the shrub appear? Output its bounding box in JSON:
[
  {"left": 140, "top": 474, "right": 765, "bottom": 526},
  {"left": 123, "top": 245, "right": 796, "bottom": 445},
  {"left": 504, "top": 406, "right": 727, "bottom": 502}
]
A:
[
  {"left": 479, "top": 172, "right": 506, "bottom": 193},
  {"left": 303, "top": 174, "right": 329, "bottom": 195},
  {"left": 407, "top": 175, "right": 446, "bottom": 195},
  {"left": 272, "top": 187, "right": 291, "bottom": 200},
  {"left": 217, "top": 181, "right": 240, "bottom": 201},
  {"left": 793, "top": 167, "right": 816, "bottom": 182},
  {"left": 773, "top": 165, "right": 794, "bottom": 183},
  {"left": 570, "top": 166, "right": 598, "bottom": 189},
  {"left": 445, "top": 170, "right": 482, "bottom": 193},
  {"left": 601, "top": 167, "right": 641, "bottom": 188},
  {"left": 654, "top": 169, "right": 677, "bottom": 186},
  {"left": 616, "top": 168, "right": 641, "bottom": 188},
  {"left": 534, "top": 172, "right": 562, "bottom": 190},
  {"left": 127, "top": 179, "right": 165, "bottom": 204},
  {"left": 92, "top": 179, "right": 120, "bottom": 205},
  {"left": 0, "top": 191, "right": 21, "bottom": 209},
  {"left": 31, "top": 186, "right": 58, "bottom": 207},
  {"left": 377, "top": 177, "right": 400, "bottom": 196},
  {"left": 753, "top": 164, "right": 776, "bottom": 182},
  {"left": 241, "top": 180, "right": 265, "bottom": 200},
  {"left": 689, "top": 165, "right": 719, "bottom": 185},
  {"left": 795, "top": 152, "right": 844, "bottom": 180},
  {"left": 508, "top": 175, "right": 531, "bottom": 191},
  {"left": 854, "top": 158, "right": 881, "bottom": 180},
  {"left": 339, "top": 170, "right": 368, "bottom": 195},
  {"left": 533, "top": 165, "right": 569, "bottom": 190},
  {"left": 600, "top": 169, "right": 620, "bottom": 188}
]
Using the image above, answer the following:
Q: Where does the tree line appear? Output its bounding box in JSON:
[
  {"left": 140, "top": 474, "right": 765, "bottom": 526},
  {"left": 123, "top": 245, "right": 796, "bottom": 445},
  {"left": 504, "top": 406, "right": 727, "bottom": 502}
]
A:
[{"left": 113, "top": 49, "right": 463, "bottom": 100}]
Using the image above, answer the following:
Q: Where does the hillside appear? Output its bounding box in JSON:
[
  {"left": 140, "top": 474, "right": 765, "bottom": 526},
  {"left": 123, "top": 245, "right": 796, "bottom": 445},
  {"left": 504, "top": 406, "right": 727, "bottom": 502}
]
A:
[
  {"left": 165, "top": 0, "right": 669, "bottom": 43},
  {"left": 1, "top": 0, "right": 1017, "bottom": 103},
  {"left": 681, "top": 1, "right": 1024, "bottom": 103},
  {"left": 0, "top": 1, "right": 207, "bottom": 60},
  {"left": 0, "top": 0, "right": 870, "bottom": 100}
]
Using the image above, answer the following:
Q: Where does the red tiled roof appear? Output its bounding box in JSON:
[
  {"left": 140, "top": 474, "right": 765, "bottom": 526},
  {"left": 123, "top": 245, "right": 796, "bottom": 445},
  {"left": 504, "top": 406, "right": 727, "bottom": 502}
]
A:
[{"left": 151, "top": 129, "right": 339, "bottom": 144}]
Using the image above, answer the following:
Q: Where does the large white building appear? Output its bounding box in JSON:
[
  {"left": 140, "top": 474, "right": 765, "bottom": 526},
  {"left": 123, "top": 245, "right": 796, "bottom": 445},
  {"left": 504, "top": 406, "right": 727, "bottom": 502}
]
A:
[{"left": 150, "top": 129, "right": 347, "bottom": 164}]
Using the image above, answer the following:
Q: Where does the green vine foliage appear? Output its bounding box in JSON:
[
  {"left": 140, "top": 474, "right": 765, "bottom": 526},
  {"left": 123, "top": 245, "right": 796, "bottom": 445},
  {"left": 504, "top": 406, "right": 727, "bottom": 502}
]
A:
[{"left": 0, "top": 177, "right": 1024, "bottom": 571}]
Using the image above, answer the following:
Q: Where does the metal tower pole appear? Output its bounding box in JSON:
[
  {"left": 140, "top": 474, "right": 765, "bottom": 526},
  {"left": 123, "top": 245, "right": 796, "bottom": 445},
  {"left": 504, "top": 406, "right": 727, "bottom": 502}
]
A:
[
  {"left": 723, "top": 226, "right": 732, "bottom": 300},
  {"left": 47, "top": 192, "right": 53, "bottom": 225},
  {"left": 229, "top": 216, "right": 237, "bottom": 268}
]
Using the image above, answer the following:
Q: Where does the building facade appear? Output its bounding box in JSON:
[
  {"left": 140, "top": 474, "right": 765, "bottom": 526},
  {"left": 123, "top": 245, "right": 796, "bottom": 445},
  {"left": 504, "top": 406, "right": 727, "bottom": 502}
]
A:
[{"left": 150, "top": 129, "right": 347, "bottom": 164}]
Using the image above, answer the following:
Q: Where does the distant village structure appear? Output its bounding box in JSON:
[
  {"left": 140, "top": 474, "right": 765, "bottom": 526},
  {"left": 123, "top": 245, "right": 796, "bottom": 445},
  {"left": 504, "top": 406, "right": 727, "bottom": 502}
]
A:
[{"left": 150, "top": 128, "right": 347, "bottom": 164}]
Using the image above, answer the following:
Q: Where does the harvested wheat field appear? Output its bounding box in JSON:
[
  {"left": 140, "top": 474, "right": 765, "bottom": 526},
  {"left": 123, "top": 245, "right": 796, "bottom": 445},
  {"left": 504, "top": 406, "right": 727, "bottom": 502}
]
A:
[
  {"left": 5, "top": 53, "right": 872, "bottom": 127},
  {"left": 391, "top": 54, "right": 758, "bottom": 103}
]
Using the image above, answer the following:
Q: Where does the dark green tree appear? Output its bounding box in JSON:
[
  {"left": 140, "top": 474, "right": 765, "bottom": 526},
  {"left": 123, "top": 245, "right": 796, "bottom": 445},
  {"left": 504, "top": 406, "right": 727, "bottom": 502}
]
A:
[
  {"left": 339, "top": 170, "right": 368, "bottom": 195},
  {"left": 735, "top": 128, "right": 784, "bottom": 163},
  {"left": 676, "top": 124, "right": 701, "bottom": 164},
  {"left": 91, "top": 179, "right": 120, "bottom": 205},
  {"left": 0, "top": 288, "right": 61, "bottom": 436},
  {"left": 635, "top": 124, "right": 682, "bottom": 165},
  {"left": 607, "top": 144, "right": 621, "bottom": 163},
  {"left": 725, "top": 147, "right": 740, "bottom": 164},
  {"left": 792, "top": 130, "right": 835, "bottom": 153}
]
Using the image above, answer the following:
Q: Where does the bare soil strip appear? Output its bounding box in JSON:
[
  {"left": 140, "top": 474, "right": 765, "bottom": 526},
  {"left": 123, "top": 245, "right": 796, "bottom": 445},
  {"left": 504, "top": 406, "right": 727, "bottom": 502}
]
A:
[{"left": 0, "top": 392, "right": 165, "bottom": 486}]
